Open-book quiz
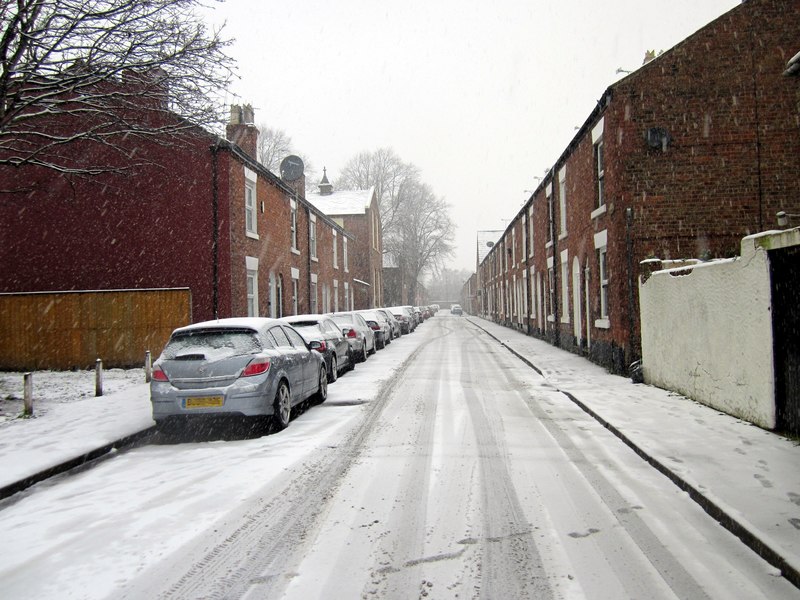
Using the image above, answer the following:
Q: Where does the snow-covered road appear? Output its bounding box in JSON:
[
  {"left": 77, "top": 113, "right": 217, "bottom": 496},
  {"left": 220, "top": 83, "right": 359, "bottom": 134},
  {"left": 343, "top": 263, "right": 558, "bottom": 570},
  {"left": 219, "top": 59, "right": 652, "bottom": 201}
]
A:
[{"left": 0, "top": 316, "right": 796, "bottom": 599}]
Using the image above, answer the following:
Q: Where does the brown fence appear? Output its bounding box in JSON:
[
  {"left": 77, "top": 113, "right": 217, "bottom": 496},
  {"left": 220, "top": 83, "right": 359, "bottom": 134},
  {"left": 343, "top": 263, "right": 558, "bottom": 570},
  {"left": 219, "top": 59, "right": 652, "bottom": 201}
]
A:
[{"left": 0, "top": 289, "right": 192, "bottom": 370}]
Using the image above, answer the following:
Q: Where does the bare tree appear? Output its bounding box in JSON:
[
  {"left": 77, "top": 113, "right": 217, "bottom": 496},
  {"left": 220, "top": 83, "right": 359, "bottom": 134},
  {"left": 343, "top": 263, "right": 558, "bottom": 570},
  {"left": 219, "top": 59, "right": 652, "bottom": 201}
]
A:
[
  {"left": 386, "top": 179, "right": 455, "bottom": 303},
  {"left": 336, "top": 147, "right": 419, "bottom": 242},
  {"left": 256, "top": 125, "right": 294, "bottom": 172},
  {"left": 0, "top": 0, "right": 235, "bottom": 174}
]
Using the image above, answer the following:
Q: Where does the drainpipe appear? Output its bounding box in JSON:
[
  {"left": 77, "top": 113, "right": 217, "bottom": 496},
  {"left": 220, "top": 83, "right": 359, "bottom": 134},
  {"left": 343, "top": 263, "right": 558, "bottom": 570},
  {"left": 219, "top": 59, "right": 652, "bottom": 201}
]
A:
[
  {"left": 625, "top": 206, "right": 639, "bottom": 367},
  {"left": 304, "top": 195, "right": 313, "bottom": 313},
  {"left": 210, "top": 140, "right": 221, "bottom": 319}
]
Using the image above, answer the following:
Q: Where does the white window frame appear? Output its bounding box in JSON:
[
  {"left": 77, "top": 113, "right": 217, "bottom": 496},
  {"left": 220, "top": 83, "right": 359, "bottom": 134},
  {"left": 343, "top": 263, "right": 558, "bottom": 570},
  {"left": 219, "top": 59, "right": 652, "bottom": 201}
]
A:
[
  {"left": 343, "top": 238, "right": 349, "bottom": 273},
  {"left": 560, "top": 249, "right": 570, "bottom": 324},
  {"left": 290, "top": 199, "right": 299, "bottom": 254},
  {"left": 522, "top": 214, "right": 528, "bottom": 259},
  {"left": 333, "top": 230, "right": 339, "bottom": 268},
  {"left": 594, "top": 230, "right": 610, "bottom": 328},
  {"left": 592, "top": 117, "right": 605, "bottom": 212},
  {"left": 310, "top": 273, "right": 318, "bottom": 313},
  {"left": 545, "top": 182, "right": 553, "bottom": 247},
  {"left": 344, "top": 281, "right": 350, "bottom": 310},
  {"left": 246, "top": 256, "right": 259, "bottom": 317},
  {"left": 522, "top": 268, "right": 528, "bottom": 324},
  {"left": 333, "top": 279, "right": 339, "bottom": 312},
  {"left": 558, "top": 165, "right": 567, "bottom": 240},
  {"left": 546, "top": 255, "right": 555, "bottom": 322},
  {"left": 291, "top": 266, "right": 300, "bottom": 316},
  {"left": 245, "top": 167, "right": 258, "bottom": 239},
  {"left": 309, "top": 213, "right": 318, "bottom": 261},
  {"left": 512, "top": 228, "right": 516, "bottom": 266},
  {"left": 528, "top": 206, "right": 534, "bottom": 258}
]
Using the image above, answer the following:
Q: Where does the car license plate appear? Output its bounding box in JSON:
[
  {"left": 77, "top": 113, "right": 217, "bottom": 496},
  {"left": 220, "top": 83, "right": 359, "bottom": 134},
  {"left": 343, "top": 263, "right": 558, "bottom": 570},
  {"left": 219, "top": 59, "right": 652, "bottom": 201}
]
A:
[{"left": 185, "top": 396, "right": 224, "bottom": 409}]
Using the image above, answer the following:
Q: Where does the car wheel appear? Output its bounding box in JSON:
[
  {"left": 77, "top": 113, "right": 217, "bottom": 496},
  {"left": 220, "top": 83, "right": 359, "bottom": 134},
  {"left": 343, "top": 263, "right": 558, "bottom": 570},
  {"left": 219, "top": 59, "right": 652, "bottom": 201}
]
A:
[
  {"left": 273, "top": 381, "right": 291, "bottom": 430},
  {"left": 360, "top": 344, "right": 368, "bottom": 362},
  {"left": 346, "top": 348, "right": 356, "bottom": 371},
  {"left": 368, "top": 339, "right": 377, "bottom": 355},
  {"left": 313, "top": 365, "right": 328, "bottom": 404},
  {"left": 328, "top": 355, "right": 338, "bottom": 383}
]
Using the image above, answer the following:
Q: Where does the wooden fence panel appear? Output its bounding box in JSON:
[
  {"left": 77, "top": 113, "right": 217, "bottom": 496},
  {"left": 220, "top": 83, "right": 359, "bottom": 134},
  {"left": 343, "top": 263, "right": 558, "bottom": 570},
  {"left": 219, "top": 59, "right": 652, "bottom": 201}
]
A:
[{"left": 0, "top": 289, "right": 191, "bottom": 370}]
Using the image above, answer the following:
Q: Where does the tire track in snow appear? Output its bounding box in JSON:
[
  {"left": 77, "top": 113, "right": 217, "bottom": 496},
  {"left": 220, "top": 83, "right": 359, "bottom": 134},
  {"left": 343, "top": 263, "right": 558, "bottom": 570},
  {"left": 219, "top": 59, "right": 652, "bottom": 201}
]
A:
[
  {"left": 120, "top": 336, "right": 439, "bottom": 600},
  {"left": 460, "top": 326, "right": 556, "bottom": 600}
]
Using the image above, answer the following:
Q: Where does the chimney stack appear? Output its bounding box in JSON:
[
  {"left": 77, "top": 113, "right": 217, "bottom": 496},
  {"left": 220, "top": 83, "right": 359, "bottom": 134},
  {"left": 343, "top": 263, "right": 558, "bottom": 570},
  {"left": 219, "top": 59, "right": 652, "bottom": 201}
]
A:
[{"left": 226, "top": 104, "right": 259, "bottom": 161}]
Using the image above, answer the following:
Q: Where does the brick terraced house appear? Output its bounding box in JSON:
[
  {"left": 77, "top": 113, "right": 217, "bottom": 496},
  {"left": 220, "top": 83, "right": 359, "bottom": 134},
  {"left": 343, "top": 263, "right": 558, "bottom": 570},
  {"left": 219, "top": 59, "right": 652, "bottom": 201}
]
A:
[
  {"left": 307, "top": 171, "right": 384, "bottom": 309},
  {"left": 0, "top": 100, "right": 354, "bottom": 324},
  {"left": 473, "top": 0, "right": 800, "bottom": 374}
]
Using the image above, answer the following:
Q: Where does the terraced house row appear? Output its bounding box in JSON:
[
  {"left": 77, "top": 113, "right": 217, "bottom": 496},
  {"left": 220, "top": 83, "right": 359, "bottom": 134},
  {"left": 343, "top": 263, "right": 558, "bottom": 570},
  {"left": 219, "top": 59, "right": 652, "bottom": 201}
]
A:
[
  {"left": 0, "top": 97, "right": 383, "bottom": 327},
  {"left": 466, "top": 0, "right": 800, "bottom": 374}
]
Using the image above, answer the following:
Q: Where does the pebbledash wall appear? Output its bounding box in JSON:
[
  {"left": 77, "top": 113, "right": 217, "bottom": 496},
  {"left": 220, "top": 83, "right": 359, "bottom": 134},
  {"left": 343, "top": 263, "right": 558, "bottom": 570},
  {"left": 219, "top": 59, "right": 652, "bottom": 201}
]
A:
[
  {"left": 472, "top": 0, "right": 800, "bottom": 376},
  {"left": 639, "top": 229, "right": 800, "bottom": 430}
]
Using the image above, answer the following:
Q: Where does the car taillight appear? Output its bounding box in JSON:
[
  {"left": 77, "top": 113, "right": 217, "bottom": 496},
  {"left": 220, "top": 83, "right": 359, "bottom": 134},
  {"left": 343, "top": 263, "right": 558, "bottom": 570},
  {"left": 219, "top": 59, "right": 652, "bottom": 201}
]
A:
[
  {"left": 242, "top": 357, "right": 270, "bottom": 377},
  {"left": 345, "top": 328, "right": 357, "bottom": 339},
  {"left": 368, "top": 322, "right": 380, "bottom": 331},
  {"left": 151, "top": 366, "right": 169, "bottom": 382},
  {"left": 310, "top": 340, "right": 327, "bottom": 353}
]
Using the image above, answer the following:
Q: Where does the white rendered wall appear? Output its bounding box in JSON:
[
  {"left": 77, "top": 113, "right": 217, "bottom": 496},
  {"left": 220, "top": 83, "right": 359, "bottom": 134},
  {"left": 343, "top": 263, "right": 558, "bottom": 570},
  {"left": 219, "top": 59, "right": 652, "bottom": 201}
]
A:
[{"left": 639, "top": 235, "right": 775, "bottom": 429}]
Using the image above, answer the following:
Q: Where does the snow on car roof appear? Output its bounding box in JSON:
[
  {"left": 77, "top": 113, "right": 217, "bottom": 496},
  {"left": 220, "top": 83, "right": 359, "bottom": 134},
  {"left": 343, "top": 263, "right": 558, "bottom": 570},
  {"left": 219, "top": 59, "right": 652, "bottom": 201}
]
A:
[{"left": 173, "top": 317, "right": 279, "bottom": 334}]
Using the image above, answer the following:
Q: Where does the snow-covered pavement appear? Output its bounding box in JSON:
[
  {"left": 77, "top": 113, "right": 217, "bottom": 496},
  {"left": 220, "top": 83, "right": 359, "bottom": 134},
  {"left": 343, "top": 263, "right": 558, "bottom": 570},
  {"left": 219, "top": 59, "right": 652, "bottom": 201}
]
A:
[
  {"left": 0, "top": 314, "right": 798, "bottom": 594},
  {"left": 468, "top": 316, "right": 800, "bottom": 588}
]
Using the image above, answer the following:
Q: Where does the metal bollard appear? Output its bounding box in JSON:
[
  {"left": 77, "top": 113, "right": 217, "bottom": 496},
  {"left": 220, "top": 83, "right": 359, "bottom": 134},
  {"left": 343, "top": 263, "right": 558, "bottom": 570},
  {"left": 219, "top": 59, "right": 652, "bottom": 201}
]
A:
[
  {"left": 144, "top": 350, "right": 152, "bottom": 383},
  {"left": 95, "top": 358, "right": 104, "bottom": 397},
  {"left": 23, "top": 372, "right": 33, "bottom": 416}
]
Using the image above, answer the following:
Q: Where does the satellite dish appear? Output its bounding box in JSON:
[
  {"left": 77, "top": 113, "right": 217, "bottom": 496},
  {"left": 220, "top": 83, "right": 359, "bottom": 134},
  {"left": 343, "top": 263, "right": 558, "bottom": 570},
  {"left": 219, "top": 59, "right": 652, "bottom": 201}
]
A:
[
  {"left": 280, "top": 155, "right": 305, "bottom": 181},
  {"left": 486, "top": 241, "right": 495, "bottom": 248}
]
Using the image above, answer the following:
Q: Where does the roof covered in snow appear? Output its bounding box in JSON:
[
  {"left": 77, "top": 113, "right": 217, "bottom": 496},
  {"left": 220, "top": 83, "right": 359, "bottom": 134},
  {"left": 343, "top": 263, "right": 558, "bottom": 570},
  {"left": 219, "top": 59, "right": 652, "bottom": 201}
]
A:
[{"left": 306, "top": 187, "right": 375, "bottom": 216}]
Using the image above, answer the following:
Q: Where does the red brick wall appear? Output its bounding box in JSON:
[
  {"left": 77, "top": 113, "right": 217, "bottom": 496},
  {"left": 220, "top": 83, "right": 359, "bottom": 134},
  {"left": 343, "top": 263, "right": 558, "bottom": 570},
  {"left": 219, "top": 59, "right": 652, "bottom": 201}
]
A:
[{"left": 0, "top": 125, "right": 219, "bottom": 323}]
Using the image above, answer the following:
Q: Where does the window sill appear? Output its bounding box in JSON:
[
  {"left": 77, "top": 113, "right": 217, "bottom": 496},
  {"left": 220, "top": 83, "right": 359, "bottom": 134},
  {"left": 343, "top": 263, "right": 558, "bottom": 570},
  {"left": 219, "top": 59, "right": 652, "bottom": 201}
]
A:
[
  {"left": 246, "top": 231, "right": 259, "bottom": 240},
  {"left": 591, "top": 205, "right": 607, "bottom": 220},
  {"left": 291, "top": 248, "right": 300, "bottom": 256},
  {"left": 547, "top": 315, "right": 555, "bottom": 323},
  {"left": 545, "top": 241, "right": 553, "bottom": 250},
  {"left": 594, "top": 318, "right": 610, "bottom": 329},
  {"left": 311, "top": 256, "right": 318, "bottom": 263},
  {"left": 560, "top": 317, "right": 570, "bottom": 324},
  {"left": 558, "top": 232, "right": 568, "bottom": 241}
]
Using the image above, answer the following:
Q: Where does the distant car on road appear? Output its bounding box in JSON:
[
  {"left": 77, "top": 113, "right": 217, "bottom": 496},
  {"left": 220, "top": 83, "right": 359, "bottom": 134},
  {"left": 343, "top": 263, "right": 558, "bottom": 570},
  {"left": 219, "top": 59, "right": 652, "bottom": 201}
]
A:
[
  {"left": 281, "top": 314, "right": 354, "bottom": 382},
  {"left": 150, "top": 318, "right": 327, "bottom": 432},
  {"left": 450, "top": 304, "right": 463, "bottom": 316}
]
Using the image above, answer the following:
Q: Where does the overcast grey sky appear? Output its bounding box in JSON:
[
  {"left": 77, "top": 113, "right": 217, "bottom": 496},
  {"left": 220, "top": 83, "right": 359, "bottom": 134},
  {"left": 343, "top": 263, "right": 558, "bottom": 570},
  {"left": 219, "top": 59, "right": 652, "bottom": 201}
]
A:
[{"left": 205, "top": 0, "right": 740, "bottom": 273}]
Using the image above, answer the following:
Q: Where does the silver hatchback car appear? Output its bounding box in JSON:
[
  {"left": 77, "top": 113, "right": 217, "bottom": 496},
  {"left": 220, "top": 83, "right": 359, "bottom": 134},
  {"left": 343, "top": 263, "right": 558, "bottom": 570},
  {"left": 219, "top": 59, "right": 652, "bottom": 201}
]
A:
[{"left": 150, "top": 318, "right": 327, "bottom": 432}]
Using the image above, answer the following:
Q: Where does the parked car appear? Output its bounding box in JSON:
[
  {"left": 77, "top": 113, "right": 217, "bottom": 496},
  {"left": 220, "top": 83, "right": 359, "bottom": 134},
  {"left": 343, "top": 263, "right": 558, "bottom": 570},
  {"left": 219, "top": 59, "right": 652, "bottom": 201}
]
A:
[
  {"left": 404, "top": 305, "right": 419, "bottom": 328},
  {"left": 281, "top": 314, "right": 353, "bottom": 382},
  {"left": 150, "top": 318, "right": 327, "bottom": 432},
  {"left": 358, "top": 309, "right": 391, "bottom": 349},
  {"left": 412, "top": 306, "right": 423, "bottom": 324},
  {"left": 450, "top": 304, "right": 463, "bottom": 316},
  {"left": 330, "top": 311, "right": 376, "bottom": 362},
  {"left": 377, "top": 308, "right": 402, "bottom": 339},
  {"left": 387, "top": 305, "right": 415, "bottom": 334}
]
